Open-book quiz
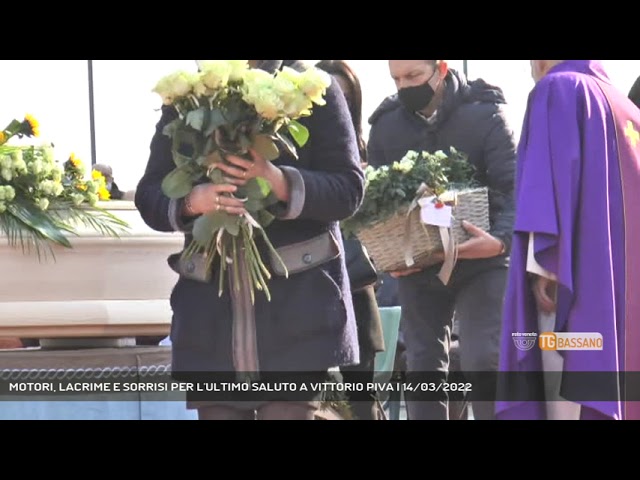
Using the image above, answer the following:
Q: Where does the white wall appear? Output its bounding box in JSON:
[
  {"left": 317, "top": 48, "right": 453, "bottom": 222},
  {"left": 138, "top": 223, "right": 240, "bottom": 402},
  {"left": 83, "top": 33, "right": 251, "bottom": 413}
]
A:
[
  {"left": 91, "top": 60, "right": 196, "bottom": 191},
  {"left": 0, "top": 60, "right": 92, "bottom": 166}
]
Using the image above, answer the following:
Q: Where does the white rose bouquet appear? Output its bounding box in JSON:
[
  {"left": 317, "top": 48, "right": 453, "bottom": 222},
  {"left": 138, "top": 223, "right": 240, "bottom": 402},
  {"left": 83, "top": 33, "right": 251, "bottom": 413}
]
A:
[{"left": 153, "top": 60, "right": 331, "bottom": 302}]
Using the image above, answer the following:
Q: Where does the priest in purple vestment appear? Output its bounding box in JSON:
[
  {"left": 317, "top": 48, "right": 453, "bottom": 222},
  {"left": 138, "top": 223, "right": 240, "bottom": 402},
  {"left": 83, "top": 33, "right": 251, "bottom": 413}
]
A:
[{"left": 496, "top": 60, "right": 640, "bottom": 420}]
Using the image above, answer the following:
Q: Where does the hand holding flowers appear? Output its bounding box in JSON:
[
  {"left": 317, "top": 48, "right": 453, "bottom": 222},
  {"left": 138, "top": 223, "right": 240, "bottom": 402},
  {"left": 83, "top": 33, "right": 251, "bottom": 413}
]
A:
[{"left": 153, "top": 60, "right": 331, "bottom": 302}]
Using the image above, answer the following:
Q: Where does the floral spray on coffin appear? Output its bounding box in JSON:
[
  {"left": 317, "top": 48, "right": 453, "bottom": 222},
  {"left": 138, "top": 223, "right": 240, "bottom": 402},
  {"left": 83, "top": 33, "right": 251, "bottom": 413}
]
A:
[
  {"left": 0, "top": 115, "right": 127, "bottom": 259},
  {"left": 153, "top": 60, "right": 331, "bottom": 380}
]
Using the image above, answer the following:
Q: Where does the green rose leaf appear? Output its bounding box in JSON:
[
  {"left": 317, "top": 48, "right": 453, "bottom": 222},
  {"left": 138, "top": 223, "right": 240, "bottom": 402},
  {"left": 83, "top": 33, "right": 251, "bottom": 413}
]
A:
[
  {"left": 257, "top": 209, "right": 275, "bottom": 228},
  {"left": 204, "top": 108, "right": 227, "bottom": 137},
  {"left": 173, "top": 150, "right": 192, "bottom": 168},
  {"left": 192, "top": 211, "right": 227, "bottom": 244},
  {"left": 172, "top": 126, "right": 202, "bottom": 160},
  {"left": 223, "top": 214, "right": 240, "bottom": 236},
  {"left": 252, "top": 134, "right": 280, "bottom": 161},
  {"left": 186, "top": 107, "right": 206, "bottom": 132},
  {"left": 287, "top": 119, "right": 309, "bottom": 147},
  {"left": 244, "top": 198, "right": 265, "bottom": 212},
  {"left": 244, "top": 177, "right": 272, "bottom": 200},
  {"left": 162, "top": 118, "right": 181, "bottom": 138},
  {"left": 256, "top": 177, "right": 271, "bottom": 197},
  {"left": 161, "top": 168, "right": 193, "bottom": 199}
]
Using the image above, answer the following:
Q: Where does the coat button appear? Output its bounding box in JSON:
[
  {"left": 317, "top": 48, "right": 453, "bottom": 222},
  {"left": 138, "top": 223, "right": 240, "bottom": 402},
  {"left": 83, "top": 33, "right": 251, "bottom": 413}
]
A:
[
  {"left": 302, "top": 253, "right": 312, "bottom": 264},
  {"left": 185, "top": 261, "right": 195, "bottom": 273}
]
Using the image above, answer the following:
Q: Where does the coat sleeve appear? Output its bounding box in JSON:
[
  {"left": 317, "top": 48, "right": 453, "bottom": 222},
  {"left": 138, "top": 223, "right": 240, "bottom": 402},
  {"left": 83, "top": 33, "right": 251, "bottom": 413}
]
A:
[
  {"left": 366, "top": 121, "right": 388, "bottom": 168},
  {"left": 269, "top": 80, "right": 365, "bottom": 223},
  {"left": 135, "top": 106, "right": 194, "bottom": 233},
  {"left": 482, "top": 105, "right": 517, "bottom": 254}
]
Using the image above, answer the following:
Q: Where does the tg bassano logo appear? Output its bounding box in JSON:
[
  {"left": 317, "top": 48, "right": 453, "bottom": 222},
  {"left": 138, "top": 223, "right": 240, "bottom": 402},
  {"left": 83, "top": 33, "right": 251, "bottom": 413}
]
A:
[{"left": 538, "top": 332, "right": 603, "bottom": 351}]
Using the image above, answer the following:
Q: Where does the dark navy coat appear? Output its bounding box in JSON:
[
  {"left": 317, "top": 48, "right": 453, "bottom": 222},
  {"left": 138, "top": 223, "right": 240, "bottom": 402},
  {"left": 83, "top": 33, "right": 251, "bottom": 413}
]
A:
[{"left": 135, "top": 60, "right": 365, "bottom": 373}]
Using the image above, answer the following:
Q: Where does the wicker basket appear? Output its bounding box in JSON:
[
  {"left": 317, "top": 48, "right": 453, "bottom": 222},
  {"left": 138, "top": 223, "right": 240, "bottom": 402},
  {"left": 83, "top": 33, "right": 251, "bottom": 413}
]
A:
[{"left": 356, "top": 187, "right": 490, "bottom": 273}]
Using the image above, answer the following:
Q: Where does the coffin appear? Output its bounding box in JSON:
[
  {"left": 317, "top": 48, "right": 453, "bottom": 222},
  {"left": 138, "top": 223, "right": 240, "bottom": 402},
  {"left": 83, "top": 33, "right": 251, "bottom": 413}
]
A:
[{"left": 0, "top": 201, "right": 184, "bottom": 340}]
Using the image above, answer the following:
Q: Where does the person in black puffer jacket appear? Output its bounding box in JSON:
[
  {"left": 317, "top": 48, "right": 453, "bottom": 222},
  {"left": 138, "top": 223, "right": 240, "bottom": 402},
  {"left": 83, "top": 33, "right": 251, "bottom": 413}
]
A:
[{"left": 368, "top": 60, "right": 517, "bottom": 420}]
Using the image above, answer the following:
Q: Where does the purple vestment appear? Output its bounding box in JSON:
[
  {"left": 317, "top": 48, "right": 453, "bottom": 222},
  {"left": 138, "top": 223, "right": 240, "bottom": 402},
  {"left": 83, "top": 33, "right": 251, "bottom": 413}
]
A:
[{"left": 496, "top": 60, "right": 640, "bottom": 420}]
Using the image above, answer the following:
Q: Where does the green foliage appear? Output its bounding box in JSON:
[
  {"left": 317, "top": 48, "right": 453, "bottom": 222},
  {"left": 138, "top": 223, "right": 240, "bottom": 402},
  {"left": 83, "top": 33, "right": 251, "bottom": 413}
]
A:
[
  {"left": 287, "top": 120, "right": 309, "bottom": 148},
  {"left": 161, "top": 167, "right": 194, "bottom": 199},
  {"left": 342, "top": 148, "right": 478, "bottom": 238}
]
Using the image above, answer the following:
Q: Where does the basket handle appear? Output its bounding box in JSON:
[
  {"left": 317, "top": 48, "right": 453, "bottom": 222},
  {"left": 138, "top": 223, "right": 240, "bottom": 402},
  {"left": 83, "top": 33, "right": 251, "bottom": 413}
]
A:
[
  {"left": 403, "top": 183, "right": 432, "bottom": 268},
  {"left": 435, "top": 226, "right": 458, "bottom": 285}
]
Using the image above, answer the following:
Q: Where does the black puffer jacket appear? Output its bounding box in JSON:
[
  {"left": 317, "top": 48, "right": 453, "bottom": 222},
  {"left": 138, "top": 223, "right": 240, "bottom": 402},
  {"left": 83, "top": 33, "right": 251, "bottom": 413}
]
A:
[{"left": 367, "top": 68, "right": 517, "bottom": 271}]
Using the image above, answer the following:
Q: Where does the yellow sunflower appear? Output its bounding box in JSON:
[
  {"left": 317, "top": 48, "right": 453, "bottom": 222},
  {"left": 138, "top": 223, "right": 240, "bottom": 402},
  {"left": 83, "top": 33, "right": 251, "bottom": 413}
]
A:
[
  {"left": 98, "top": 185, "right": 111, "bottom": 200},
  {"left": 69, "top": 153, "right": 84, "bottom": 170},
  {"left": 22, "top": 114, "right": 40, "bottom": 137},
  {"left": 92, "top": 169, "right": 111, "bottom": 200}
]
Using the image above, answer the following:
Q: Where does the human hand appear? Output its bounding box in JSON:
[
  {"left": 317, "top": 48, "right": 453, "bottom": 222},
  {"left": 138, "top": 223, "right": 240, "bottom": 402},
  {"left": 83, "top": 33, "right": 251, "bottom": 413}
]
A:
[
  {"left": 183, "top": 183, "right": 246, "bottom": 217},
  {"left": 532, "top": 275, "right": 557, "bottom": 314},
  {"left": 210, "top": 148, "right": 271, "bottom": 185},
  {"left": 389, "top": 267, "right": 422, "bottom": 278},
  {"left": 211, "top": 148, "right": 290, "bottom": 202},
  {"left": 388, "top": 250, "right": 449, "bottom": 278},
  {"left": 456, "top": 221, "right": 504, "bottom": 260}
]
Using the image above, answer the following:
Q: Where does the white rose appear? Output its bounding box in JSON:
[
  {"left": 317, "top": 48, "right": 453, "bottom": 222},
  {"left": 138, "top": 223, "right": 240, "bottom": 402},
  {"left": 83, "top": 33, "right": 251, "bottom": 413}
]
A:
[{"left": 199, "top": 61, "right": 232, "bottom": 90}]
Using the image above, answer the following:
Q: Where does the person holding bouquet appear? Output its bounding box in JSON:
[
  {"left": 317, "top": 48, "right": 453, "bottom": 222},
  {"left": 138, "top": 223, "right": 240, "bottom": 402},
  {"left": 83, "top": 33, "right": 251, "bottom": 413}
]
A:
[{"left": 135, "top": 60, "right": 364, "bottom": 420}]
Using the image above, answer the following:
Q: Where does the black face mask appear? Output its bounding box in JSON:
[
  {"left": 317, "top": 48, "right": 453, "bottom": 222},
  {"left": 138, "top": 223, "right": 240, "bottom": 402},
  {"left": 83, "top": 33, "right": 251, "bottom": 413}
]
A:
[{"left": 398, "top": 80, "right": 436, "bottom": 112}]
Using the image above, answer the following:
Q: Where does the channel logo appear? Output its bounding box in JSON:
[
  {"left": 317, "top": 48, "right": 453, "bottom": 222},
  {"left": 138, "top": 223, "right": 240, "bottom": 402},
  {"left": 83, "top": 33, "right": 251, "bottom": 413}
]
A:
[
  {"left": 539, "top": 332, "right": 603, "bottom": 351},
  {"left": 512, "top": 332, "right": 538, "bottom": 351}
]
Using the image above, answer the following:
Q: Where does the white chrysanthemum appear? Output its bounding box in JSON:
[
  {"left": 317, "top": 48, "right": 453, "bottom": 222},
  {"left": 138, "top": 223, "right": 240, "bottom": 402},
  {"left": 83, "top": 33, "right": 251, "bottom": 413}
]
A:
[
  {"left": 4, "top": 185, "right": 15, "bottom": 201},
  {"left": 0, "top": 155, "right": 11, "bottom": 170},
  {"left": 71, "top": 193, "right": 85, "bottom": 206},
  {"left": 37, "top": 198, "right": 49, "bottom": 211}
]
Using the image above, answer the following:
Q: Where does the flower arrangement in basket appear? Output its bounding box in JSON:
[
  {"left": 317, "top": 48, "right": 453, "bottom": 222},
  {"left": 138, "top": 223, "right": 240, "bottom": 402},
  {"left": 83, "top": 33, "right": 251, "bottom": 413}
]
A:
[
  {"left": 152, "top": 60, "right": 331, "bottom": 303},
  {"left": 341, "top": 148, "right": 490, "bottom": 282},
  {"left": 0, "top": 115, "right": 129, "bottom": 259}
]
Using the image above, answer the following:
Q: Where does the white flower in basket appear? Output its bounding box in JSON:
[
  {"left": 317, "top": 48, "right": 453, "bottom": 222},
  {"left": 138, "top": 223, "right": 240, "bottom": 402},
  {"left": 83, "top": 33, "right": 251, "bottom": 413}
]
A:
[{"left": 342, "top": 148, "right": 490, "bottom": 284}]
